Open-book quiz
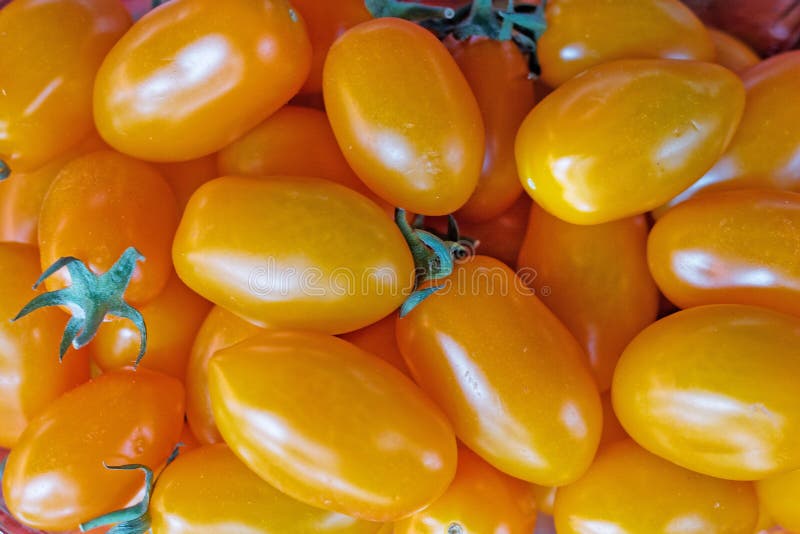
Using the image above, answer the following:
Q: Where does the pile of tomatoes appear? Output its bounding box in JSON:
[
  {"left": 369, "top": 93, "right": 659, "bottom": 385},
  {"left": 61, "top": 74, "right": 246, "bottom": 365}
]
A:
[{"left": 1, "top": 0, "right": 800, "bottom": 533}]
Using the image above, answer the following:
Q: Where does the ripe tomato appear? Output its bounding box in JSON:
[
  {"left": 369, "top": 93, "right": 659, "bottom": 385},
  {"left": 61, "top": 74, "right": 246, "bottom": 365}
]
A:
[
  {"left": 339, "top": 314, "right": 410, "bottom": 376},
  {"left": 150, "top": 444, "right": 382, "bottom": 534},
  {"left": 516, "top": 59, "right": 745, "bottom": 225},
  {"left": 323, "top": 18, "right": 484, "bottom": 215},
  {"left": 613, "top": 304, "right": 800, "bottom": 480},
  {"left": 173, "top": 176, "right": 414, "bottom": 333},
  {"left": 756, "top": 468, "right": 800, "bottom": 531},
  {"left": 208, "top": 331, "right": 457, "bottom": 521},
  {"left": 2, "top": 368, "right": 184, "bottom": 531},
  {"left": 0, "top": 243, "right": 89, "bottom": 448},
  {"left": 154, "top": 154, "right": 219, "bottom": 213},
  {"left": 396, "top": 255, "right": 602, "bottom": 486},
  {"left": 554, "top": 439, "right": 758, "bottom": 534},
  {"left": 94, "top": 0, "right": 311, "bottom": 162},
  {"left": 708, "top": 27, "right": 761, "bottom": 73},
  {"left": 537, "top": 0, "right": 714, "bottom": 88},
  {"left": 38, "top": 150, "right": 178, "bottom": 305},
  {"left": 649, "top": 189, "right": 800, "bottom": 317},
  {"left": 518, "top": 205, "right": 658, "bottom": 391},
  {"left": 0, "top": 0, "right": 130, "bottom": 173},
  {"left": 186, "top": 305, "right": 264, "bottom": 444}
]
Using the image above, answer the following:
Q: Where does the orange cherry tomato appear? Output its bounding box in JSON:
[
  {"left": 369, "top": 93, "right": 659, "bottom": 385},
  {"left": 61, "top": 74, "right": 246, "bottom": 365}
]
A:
[
  {"left": 537, "top": 0, "right": 714, "bottom": 88},
  {"left": 208, "top": 331, "right": 457, "bottom": 521},
  {"left": 613, "top": 304, "right": 800, "bottom": 480},
  {"left": 186, "top": 305, "right": 264, "bottom": 445},
  {"left": 394, "top": 446, "right": 538, "bottom": 534},
  {"left": 649, "top": 189, "right": 800, "bottom": 318},
  {"left": 517, "top": 204, "right": 659, "bottom": 391},
  {"left": 93, "top": 0, "right": 312, "bottom": 162},
  {"left": 449, "top": 38, "right": 533, "bottom": 222},
  {"left": 38, "top": 150, "right": 178, "bottom": 305},
  {"left": 0, "top": 0, "right": 130, "bottom": 173},
  {"left": 173, "top": 176, "right": 414, "bottom": 333},
  {"left": 554, "top": 439, "right": 759, "bottom": 534},
  {"left": 90, "top": 273, "right": 212, "bottom": 379},
  {"left": 708, "top": 27, "right": 761, "bottom": 73},
  {"left": 2, "top": 368, "right": 184, "bottom": 531},
  {"left": 339, "top": 314, "right": 410, "bottom": 376},
  {"left": 154, "top": 155, "right": 219, "bottom": 213},
  {"left": 396, "top": 255, "right": 602, "bottom": 486},
  {"left": 0, "top": 243, "right": 90, "bottom": 448},
  {"left": 515, "top": 59, "right": 745, "bottom": 225},
  {"left": 323, "top": 18, "right": 484, "bottom": 215},
  {"left": 757, "top": 468, "right": 800, "bottom": 532}
]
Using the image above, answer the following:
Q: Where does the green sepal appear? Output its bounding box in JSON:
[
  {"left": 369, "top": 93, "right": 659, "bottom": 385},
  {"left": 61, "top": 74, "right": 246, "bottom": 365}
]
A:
[
  {"left": 400, "top": 285, "right": 444, "bottom": 318},
  {"left": 0, "top": 160, "right": 9, "bottom": 181},
  {"left": 12, "top": 247, "right": 148, "bottom": 365}
]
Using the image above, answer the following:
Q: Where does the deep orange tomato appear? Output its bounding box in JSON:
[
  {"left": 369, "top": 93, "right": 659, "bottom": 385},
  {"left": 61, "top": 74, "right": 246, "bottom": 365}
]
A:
[
  {"left": 94, "top": 0, "right": 311, "bottom": 162},
  {"left": 339, "top": 314, "right": 410, "bottom": 376},
  {"left": 708, "top": 27, "right": 761, "bottom": 73},
  {"left": 323, "top": 18, "right": 484, "bottom": 215},
  {"left": 538, "top": 0, "right": 714, "bottom": 88},
  {"left": 154, "top": 154, "right": 219, "bottom": 213},
  {"left": 554, "top": 439, "right": 758, "bottom": 534},
  {"left": 0, "top": 0, "right": 130, "bottom": 173},
  {"left": 2, "top": 368, "right": 184, "bottom": 531},
  {"left": 396, "top": 255, "right": 602, "bottom": 486},
  {"left": 518, "top": 204, "right": 659, "bottom": 391},
  {"left": 208, "top": 331, "right": 457, "bottom": 521},
  {"left": 613, "top": 304, "right": 800, "bottom": 480},
  {"left": 516, "top": 59, "right": 745, "bottom": 225},
  {"left": 38, "top": 150, "right": 178, "bottom": 305},
  {"left": 0, "top": 243, "right": 90, "bottom": 448},
  {"left": 757, "top": 468, "right": 800, "bottom": 531}
]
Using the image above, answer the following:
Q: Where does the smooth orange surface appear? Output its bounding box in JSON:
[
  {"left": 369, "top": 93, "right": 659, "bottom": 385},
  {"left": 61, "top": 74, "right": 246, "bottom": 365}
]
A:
[
  {"left": 708, "top": 27, "right": 760, "bottom": 73},
  {"left": 757, "top": 468, "right": 800, "bottom": 532},
  {"left": 155, "top": 154, "right": 219, "bottom": 212},
  {"left": 340, "top": 314, "right": 410, "bottom": 376}
]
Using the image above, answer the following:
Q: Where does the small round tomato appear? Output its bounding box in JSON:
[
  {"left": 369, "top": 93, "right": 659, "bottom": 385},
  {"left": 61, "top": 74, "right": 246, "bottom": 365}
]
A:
[
  {"left": 397, "top": 255, "right": 602, "bottom": 486},
  {"left": 186, "top": 305, "right": 265, "bottom": 445},
  {"left": 339, "top": 314, "right": 410, "bottom": 376},
  {"left": 154, "top": 154, "right": 219, "bottom": 213},
  {"left": 173, "top": 176, "right": 414, "bottom": 333},
  {"left": 38, "top": 150, "right": 178, "bottom": 305},
  {"left": 518, "top": 205, "right": 659, "bottom": 391},
  {"left": 151, "top": 444, "right": 382, "bottom": 534},
  {"left": 537, "top": 0, "right": 714, "bottom": 88},
  {"left": 2, "top": 368, "right": 184, "bottom": 531},
  {"left": 756, "top": 468, "right": 800, "bottom": 531},
  {"left": 613, "top": 304, "right": 800, "bottom": 480},
  {"left": 554, "top": 439, "right": 758, "bottom": 534},
  {"left": 516, "top": 59, "right": 745, "bottom": 225},
  {"left": 208, "top": 331, "right": 457, "bottom": 521},
  {"left": 0, "top": 0, "right": 130, "bottom": 173},
  {"left": 323, "top": 18, "right": 484, "bottom": 215},
  {"left": 0, "top": 243, "right": 89, "bottom": 448},
  {"left": 649, "top": 189, "right": 800, "bottom": 317},
  {"left": 708, "top": 27, "right": 760, "bottom": 73},
  {"left": 94, "top": 0, "right": 311, "bottom": 162}
]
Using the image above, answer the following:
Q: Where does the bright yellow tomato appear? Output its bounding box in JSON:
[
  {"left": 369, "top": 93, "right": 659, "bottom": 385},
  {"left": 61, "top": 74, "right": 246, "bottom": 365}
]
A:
[{"left": 756, "top": 468, "right": 800, "bottom": 532}]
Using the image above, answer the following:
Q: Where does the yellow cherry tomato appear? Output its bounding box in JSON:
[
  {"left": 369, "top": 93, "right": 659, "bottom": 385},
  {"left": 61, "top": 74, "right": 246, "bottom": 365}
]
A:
[
  {"left": 756, "top": 468, "right": 800, "bottom": 532},
  {"left": 708, "top": 27, "right": 760, "bottom": 73}
]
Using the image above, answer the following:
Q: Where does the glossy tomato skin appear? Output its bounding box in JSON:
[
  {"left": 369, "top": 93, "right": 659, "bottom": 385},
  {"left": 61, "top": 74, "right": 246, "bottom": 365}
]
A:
[
  {"left": 94, "top": 0, "right": 311, "bottom": 162},
  {"left": 209, "top": 331, "right": 457, "bottom": 521},
  {"left": 516, "top": 59, "right": 745, "bottom": 225},
  {"left": 38, "top": 150, "right": 178, "bottom": 304},
  {"left": 757, "top": 468, "right": 800, "bottom": 531},
  {"left": 186, "top": 305, "right": 264, "bottom": 444},
  {"left": 0, "top": 243, "right": 90, "bottom": 448},
  {"left": 323, "top": 18, "right": 484, "bottom": 215},
  {"left": 151, "top": 444, "right": 382, "bottom": 534},
  {"left": 538, "top": 0, "right": 714, "bottom": 88},
  {"left": 649, "top": 189, "right": 800, "bottom": 317},
  {"left": 518, "top": 205, "right": 658, "bottom": 391},
  {"left": 396, "top": 255, "right": 602, "bottom": 486},
  {"left": 450, "top": 38, "right": 533, "bottom": 222},
  {"left": 2, "top": 368, "right": 184, "bottom": 531},
  {"left": 339, "top": 314, "right": 410, "bottom": 376},
  {"left": 708, "top": 27, "right": 760, "bottom": 73},
  {"left": 554, "top": 439, "right": 758, "bottom": 534},
  {"left": 173, "top": 176, "right": 414, "bottom": 333},
  {"left": 155, "top": 154, "right": 219, "bottom": 213},
  {"left": 0, "top": 0, "right": 130, "bottom": 172},
  {"left": 613, "top": 304, "right": 800, "bottom": 480}
]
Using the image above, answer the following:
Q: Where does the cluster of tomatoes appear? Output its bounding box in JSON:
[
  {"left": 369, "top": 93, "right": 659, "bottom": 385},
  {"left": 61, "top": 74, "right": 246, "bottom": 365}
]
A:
[{"left": 1, "top": 0, "right": 800, "bottom": 533}]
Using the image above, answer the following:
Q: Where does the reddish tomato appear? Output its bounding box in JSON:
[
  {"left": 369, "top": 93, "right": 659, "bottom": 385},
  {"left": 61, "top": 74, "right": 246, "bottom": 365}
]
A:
[
  {"left": 339, "top": 314, "right": 410, "bottom": 376},
  {"left": 708, "top": 27, "right": 761, "bottom": 73},
  {"left": 757, "top": 468, "right": 800, "bottom": 531},
  {"left": 323, "top": 18, "right": 484, "bottom": 215},
  {"left": 538, "top": 0, "right": 714, "bottom": 87},
  {"left": 154, "top": 155, "right": 219, "bottom": 213},
  {"left": 0, "top": 243, "right": 90, "bottom": 448},
  {"left": 397, "top": 255, "right": 602, "bottom": 486},
  {"left": 516, "top": 59, "right": 745, "bottom": 225},
  {"left": 518, "top": 204, "right": 659, "bottom": 391},
  {"left": 0, "top": 0, "right": 130, "bottom": 173},
  {"left": 554, "top": 439, "right": 758, "bottom": 534},
  {"left": 613, "top": 304, "right": 800, "bottom": 480},
  {"left": 2, "top": 368, "right": 184, "bottom": 531},
  {"left": 208, "top": 331, "right": 457, "bottom": 521},
  {"left": 94, "top": 0, "right": 311, "bottom": 162},
  {"left": 38, "top": 150, "right": 178, "bottom": 305}
]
